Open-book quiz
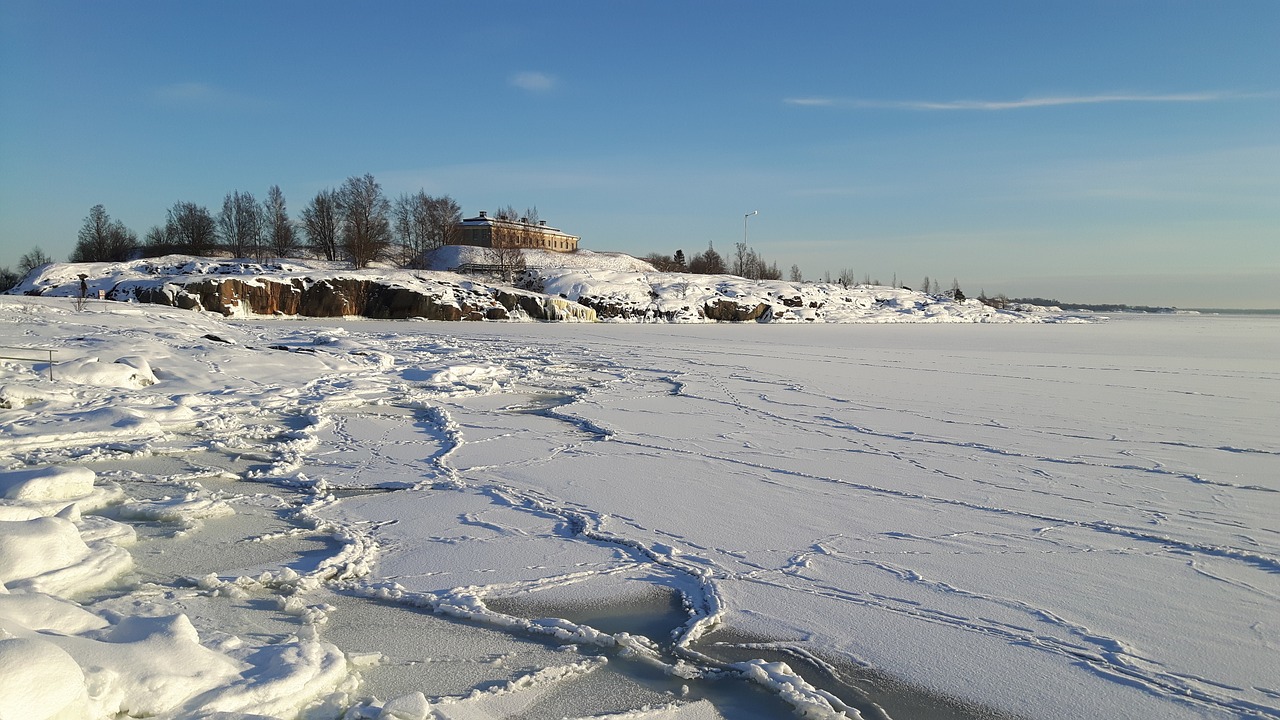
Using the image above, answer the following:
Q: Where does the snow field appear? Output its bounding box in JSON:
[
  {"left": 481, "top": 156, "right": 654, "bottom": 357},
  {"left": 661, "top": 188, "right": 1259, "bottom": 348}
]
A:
[{"left": 1, "top": 297, "right": 1276, "bottom": 720}]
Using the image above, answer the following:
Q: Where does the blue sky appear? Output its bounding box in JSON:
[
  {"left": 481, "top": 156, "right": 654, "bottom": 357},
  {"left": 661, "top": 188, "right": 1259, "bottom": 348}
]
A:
[{"left": 2, "top": 1, "right": 1276, "bottom": 308}]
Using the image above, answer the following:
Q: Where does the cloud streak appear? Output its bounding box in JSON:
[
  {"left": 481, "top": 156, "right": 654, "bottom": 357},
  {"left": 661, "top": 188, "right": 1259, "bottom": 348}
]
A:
[
  {"left": 510, "top": 71, "right": 557, "bottom": 92},
  {"left": 785, "top": 91, "right": 1257, "bottom": 111}
]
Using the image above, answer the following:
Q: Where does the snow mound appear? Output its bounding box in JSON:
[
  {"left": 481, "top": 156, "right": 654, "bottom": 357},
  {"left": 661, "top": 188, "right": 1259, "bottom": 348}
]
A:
[
  {"left": 0, "top": 466, "right": 95, "bottom": 503},
  {"left": 424, "top": 245, "right": 657, "bottom": 273},
  {"left": 57, "top": 357, "right": 157, "bottom": 389},
  {"left": 536, "top": 269, "right": 1077, "bottom": 324}
]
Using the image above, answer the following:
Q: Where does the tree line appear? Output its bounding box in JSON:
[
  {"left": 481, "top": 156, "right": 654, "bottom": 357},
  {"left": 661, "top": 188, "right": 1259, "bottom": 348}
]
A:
[
  {"left": 1, "top": 174, "right": 464, "bottom": 284},
  {"left": 643, "top": 241, "right": 785, "bottom": 280},
  {"left": 1, "top": 175, "right": 979, "bottom": 300},
  {"left": 134, "top": 174, "right": 461, "bottom": 269}
]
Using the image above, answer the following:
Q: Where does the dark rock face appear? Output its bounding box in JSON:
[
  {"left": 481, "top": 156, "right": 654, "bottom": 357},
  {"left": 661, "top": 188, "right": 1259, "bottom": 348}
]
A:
[
  {"left": 703, "top": 299, "right": 770, "bottom": 322},
  {"left": 110, "top": 276, "right": 563, "bottom": 322},
  {"left": 494, "top": 291, "right": 550, "bottom": 320},
  {"left": 562, "top": 294, "right": 773, "bottom": 322},
  {"left": 185, "top": 278, "right": 306, "bottom": 316},
  {"left": 573, "top": 295, "right": 632, "bottom": 320}
]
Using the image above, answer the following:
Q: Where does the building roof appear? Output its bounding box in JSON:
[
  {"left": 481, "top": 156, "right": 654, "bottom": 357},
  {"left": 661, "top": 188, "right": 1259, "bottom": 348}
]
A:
[{"left": 458, "top": 213, "right": 578, "bottom": 240}]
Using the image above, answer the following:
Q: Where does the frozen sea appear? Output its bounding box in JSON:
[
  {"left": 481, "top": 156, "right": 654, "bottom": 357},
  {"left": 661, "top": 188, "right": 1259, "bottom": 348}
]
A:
[{"left": 1, "top": 299, "right": 1277, "bottom": 720}]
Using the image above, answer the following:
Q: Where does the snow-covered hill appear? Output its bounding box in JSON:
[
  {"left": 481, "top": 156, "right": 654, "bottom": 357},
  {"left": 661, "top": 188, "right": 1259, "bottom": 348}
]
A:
[
  {"left": 423, "top": 245, "right": 657, "bottom": 273},
  {"left": 7, "top": 255, "right": 1085, "bottom": 324}
]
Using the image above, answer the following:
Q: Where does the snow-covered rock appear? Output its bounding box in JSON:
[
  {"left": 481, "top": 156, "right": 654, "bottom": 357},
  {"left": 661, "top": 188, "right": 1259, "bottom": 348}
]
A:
[{"left": 7, "top": 255, "right": 1085, "bottom": 324}]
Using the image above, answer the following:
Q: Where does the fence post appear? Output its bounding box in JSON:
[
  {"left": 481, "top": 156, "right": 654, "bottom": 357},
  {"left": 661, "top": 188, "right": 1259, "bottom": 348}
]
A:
[{"left": 48, "top": 349, "right": 54, "bottom": 381}]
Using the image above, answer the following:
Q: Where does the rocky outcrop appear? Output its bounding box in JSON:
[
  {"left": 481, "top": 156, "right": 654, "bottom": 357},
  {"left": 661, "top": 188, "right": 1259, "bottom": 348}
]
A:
[
  {"left": 495, "top": 290, "right": 551, "bottom": 320},
  {"left": 113, "top": 276, "right": 557, "bottom": 321},
  {"left": 702, "top": 299, "right": 771, "bottom": 322},
  {"left": 14, "top": 256, "right": 1047, "bottom": 324},
  {"left": 572, "top": 295, "right": 637, "bottom": 320}
]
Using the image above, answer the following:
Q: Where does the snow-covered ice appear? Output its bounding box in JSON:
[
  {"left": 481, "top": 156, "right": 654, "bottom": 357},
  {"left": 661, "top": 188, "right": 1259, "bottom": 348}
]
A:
[{"left": 1, "top": 295, "right": 1276, "bottom": 719}]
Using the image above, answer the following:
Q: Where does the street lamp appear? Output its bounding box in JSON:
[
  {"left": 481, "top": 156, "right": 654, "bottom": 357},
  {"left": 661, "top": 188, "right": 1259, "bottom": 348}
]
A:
[{"left": 744, "top": 210, "right": 757, "bottom": 246}]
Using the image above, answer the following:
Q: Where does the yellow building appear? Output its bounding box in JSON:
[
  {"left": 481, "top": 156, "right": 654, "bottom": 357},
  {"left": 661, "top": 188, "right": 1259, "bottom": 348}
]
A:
[{"left": 454, "top": 212, "right": 579, "bottom": 252}]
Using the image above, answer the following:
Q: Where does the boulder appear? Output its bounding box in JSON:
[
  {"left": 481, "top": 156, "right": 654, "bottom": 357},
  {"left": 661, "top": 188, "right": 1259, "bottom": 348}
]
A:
[{"left": 703, "top": 299, "right": 770, "bottom": 322}]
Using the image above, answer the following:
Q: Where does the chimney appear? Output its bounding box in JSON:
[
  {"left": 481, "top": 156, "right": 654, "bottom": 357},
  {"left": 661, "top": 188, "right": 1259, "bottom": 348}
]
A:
[
  {"left": 539, "top": 220, "right": 547, "bottom": 226},
  {"left": 478, "top": 211, "right": 487, "bottom": 218}
]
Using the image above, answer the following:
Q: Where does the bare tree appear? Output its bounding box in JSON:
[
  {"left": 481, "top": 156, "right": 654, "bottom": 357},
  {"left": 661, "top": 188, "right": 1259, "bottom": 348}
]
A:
[
  {"left": 0, "top": 266, "right": 19, "bottom": 291},
  {"left": 75, "top": 205, "right": 113, "bottom": 261},
  {"left": 218, "top": 191, "right": 263, "bottom": 259},
  {"left": 730, "top": 241, "right": 783, "bottom": 280},
  {"left": 142, "top": 224, "right": 179, "bottom": 257},
  {"left": 489, "top": 212, "right": 523, "bottom": 249},
  {"left": 838, "top": 268, "right": 856, "bottom": 286},
  {"left": 337, "top": 174, "right": 392, "bottom": 268},
  {"left": 789, "top": 264, "right": 803, "bottom": 282},
  {"left": 264, "top": 185, "right": 297, "bottom": 259},
  {"left": 167, "top": 202, "right": 218, "bottom": 256},
  {"left": 19, "top": 247, "right": 52, "bottom": 274},
  {"left": 424, "top": 195, "right": 462, "bottom": 252},
  {"left": 483, "top": 242, "right": 526, "bottom": 283},
  {"left": 392, "top": 191, "right": 452, "bottom": 267},
  {"left": 72, "top": 205, "right": 138, "bottom": 262},
  {"left": 477, "top": 205, "right": 527, "bottom": 280},
  {"left": 921, "top": 276, "right": 931, "bottom": 295},
  {"left": 393, "top": 192, "right": 424, "bottom": 266},
  {"left": 492, "top": 204, "right": 547, "bottom": 249},
  {"left": 687, "top": 242, "right": 726, "bottom": 274},
  {"left": 732, "top": 242, "right": 754, "bottom": 278},
  {"left": 642, "top": 253, "right": 680, "bottom": 271},
  {"left": 302, "top": 189, "right": 340, "bottom": 261}
]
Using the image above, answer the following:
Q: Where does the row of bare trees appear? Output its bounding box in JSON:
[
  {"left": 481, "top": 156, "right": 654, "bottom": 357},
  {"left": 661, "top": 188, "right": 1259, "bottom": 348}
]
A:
[
  {"left": 645, "top": 241, "right": 781, "bottom": 279},
  {"left": 60, "top": 175, "right": 462, "bottom": 270},
  {"left": 641, "top": 244, "right": 971, "bottom": 299},
  {"left": 210, "top": 187, "right": 296, "bottom": 260},
  {"left": 0, "top": 248, "right": 53, "bottom": 290}
]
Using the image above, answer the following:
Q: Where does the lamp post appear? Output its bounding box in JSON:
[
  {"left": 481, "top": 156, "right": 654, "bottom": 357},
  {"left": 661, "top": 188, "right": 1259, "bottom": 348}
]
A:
[{"left": 744, "top": 210, "right": 757, "bottom": 246}]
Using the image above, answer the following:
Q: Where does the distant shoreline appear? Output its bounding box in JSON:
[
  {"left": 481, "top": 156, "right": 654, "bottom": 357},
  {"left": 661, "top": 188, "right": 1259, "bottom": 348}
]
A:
[
  {"left": 1186, "top": 308, "right": 1280, "bottom": 316},
  {"left": 1009, "top": 297, "right": 1280, "bottom": 315}
]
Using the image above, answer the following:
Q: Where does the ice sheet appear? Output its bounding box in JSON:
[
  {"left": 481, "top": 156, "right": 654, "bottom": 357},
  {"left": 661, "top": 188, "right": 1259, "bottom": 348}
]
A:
[{"left": 1, "top": 296, "right": 1276, "bottom": 720}]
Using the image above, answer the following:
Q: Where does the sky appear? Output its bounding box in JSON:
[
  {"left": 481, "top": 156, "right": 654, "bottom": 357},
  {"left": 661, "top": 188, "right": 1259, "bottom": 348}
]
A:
[{"left": 1, "top": 1, "right": 1277, "bottom": 308}]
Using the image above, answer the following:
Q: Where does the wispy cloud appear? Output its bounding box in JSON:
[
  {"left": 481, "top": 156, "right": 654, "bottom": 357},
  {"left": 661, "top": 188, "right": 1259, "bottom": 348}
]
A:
[
  {"left": 783, "top": 97, "right": 836, "bottom": 107},
  {"left": 785, "top": 91, "right": 1258, "bottom": 111},
  {"left": 510, "top": 71, "right": 557, "bottom": 93}
]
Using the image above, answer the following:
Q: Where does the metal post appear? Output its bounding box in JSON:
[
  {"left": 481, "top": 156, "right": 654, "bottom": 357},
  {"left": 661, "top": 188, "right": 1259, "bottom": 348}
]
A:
[{"left": 744, "top": 210, "right": 757, "bottom": 246}]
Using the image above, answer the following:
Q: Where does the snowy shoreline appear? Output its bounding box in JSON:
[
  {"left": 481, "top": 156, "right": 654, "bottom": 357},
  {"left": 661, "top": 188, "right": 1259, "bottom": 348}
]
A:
[
  {"left": 2, "top": 297, "right": 1276, "bottom": 720},
  {"left": 8, "top": 256, "right": 1089, "bottom": 325}
]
